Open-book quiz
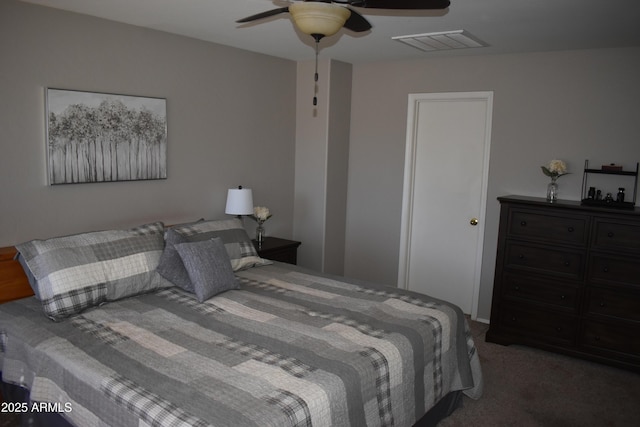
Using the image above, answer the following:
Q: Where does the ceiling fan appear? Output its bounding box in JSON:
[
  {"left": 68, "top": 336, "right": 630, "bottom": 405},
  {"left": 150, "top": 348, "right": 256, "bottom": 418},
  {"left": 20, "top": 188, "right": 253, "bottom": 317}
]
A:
[
  {"left": 237, "top": 0, "right": 451, "bottom": 105},
  {"left": 237, "top": 0, "right": 451, "bottom": 40}
]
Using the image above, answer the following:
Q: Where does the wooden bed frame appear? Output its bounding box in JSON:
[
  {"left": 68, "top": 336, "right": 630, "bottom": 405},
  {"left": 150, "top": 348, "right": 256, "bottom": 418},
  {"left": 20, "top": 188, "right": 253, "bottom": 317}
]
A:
[{"left": 0, "top": 246, "right": 34, "bottom": 304}]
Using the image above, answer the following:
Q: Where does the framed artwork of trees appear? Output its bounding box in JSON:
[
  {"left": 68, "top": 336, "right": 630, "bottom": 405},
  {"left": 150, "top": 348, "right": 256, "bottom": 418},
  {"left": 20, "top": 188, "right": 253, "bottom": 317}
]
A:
[{"left": 46, "top": 88, "right": 167, "bottom": 185}]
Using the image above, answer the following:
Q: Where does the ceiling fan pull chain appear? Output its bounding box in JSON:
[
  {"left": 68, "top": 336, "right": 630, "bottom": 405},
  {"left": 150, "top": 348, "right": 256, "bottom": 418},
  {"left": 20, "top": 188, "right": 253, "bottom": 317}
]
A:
[{"left": 313, "top": 35, "right": 320, "bottom": 106}]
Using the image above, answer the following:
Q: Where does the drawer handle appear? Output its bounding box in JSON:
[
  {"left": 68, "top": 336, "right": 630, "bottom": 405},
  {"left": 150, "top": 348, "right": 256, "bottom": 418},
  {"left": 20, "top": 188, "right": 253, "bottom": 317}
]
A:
[
  {"left": 564, "top": 260, "right": 571, "bottom": 267},
  {"left": 607, "top": 231, "right": 614, "bottom": 238},
  {"left": 518, "top": 254, "right": 525, "bottom": 260},
  {"left": 602, "top": 266, "right": 609, "bottom": 273},
  {"left": 514, "top": 286, "right": 520, "bottom": 291},
  {"left": 560, "top": 295, "right": 566, "bottom": 300},
  {"left": 567, "top": 226, "right": 574, "bottom": 232},
  {"left": 599, "top": 302, "right": 606, "bottom": 308},
  {"left": 555, "top": 326, "right": 562, "bottom": 332},
  {"left": 511, "top": 316, "right": 517, "bottom": 322},
  {"left": 520, "top": 221, "right": 527, "bottom": 227}
]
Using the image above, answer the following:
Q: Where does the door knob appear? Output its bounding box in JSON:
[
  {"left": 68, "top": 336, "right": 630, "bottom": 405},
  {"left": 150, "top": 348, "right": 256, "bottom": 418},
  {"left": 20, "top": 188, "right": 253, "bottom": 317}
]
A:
[{"left": 470, "top": 218, "right": 479, "bottom": 226}]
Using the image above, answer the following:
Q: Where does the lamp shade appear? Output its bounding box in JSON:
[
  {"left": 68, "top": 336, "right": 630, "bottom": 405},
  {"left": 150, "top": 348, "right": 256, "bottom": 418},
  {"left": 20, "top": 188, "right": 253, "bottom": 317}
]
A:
[
  {"left": 289, "top": 2, "right": 351, "bottom": 37},
  {"left": 225, "top": 187, "right": 254, "bottom": 216}
]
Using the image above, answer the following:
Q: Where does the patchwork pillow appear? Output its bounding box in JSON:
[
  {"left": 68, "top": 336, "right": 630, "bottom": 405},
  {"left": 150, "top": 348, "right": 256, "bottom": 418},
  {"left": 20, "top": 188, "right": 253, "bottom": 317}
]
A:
[
  {"left": 15, "top": 252, "right": 40, "bottom": 299},
  {"left": 169, "top": 218, "right": 270, "bottom": 271},
  {"left": 15, "top": 222, "right": 172, "bottom": 321},
  {"left": 174, "top": 238, "right": 239, "bottom": 302}
]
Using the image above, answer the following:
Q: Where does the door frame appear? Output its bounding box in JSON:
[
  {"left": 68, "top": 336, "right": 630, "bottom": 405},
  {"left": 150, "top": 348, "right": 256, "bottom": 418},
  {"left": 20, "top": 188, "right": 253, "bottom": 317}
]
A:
[{"left": 398, "top": 91, "right": 493, "bottom": 320}]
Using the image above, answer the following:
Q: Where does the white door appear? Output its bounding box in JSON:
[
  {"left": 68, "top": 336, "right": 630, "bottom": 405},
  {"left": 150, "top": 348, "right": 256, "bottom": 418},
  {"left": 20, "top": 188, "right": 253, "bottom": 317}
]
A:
[{"left": 398, "top": 92, "right": 493, "bottom": 318}]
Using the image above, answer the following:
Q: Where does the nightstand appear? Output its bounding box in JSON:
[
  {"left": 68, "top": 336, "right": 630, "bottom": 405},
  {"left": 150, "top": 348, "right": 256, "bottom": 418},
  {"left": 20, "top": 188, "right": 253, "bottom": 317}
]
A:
[{"left": 252, "top": 237, "right": 301, "bottom": 265}]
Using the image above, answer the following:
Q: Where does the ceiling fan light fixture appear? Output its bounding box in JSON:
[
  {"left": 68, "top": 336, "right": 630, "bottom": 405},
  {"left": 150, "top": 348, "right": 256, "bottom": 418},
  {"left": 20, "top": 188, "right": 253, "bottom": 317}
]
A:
[{"left": 289, "top": 2, "right": 351, "bottom": 38}]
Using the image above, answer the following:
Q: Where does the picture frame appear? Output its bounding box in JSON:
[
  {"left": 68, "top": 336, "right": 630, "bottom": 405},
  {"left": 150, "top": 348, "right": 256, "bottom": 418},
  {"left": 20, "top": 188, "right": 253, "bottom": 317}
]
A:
[{"left": 46, "top": 88, "right": 167, "bottom": 185}]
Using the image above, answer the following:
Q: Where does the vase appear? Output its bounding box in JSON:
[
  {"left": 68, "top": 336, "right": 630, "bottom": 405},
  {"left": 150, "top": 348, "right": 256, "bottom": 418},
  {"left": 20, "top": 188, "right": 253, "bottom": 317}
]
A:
[
  {"left": 547, "top": 177, "right": 558, "bottom": 202},
  {"left": 256, "top": 223, "right": 265, "bottom": 244}
]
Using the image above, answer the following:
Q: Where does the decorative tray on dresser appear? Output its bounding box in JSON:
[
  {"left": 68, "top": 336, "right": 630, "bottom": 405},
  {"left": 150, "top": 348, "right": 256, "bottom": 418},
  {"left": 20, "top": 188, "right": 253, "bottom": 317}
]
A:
[{"left": 486, "top": 195, "right": 640, "bottom": 372}]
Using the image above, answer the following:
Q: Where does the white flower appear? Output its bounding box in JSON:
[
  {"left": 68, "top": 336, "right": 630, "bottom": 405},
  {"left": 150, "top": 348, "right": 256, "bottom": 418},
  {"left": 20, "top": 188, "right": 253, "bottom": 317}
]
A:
[
  {"left": 547, "top": 160, "right": 567, "bottom": 175},
  {"left": 541, "top": 159, "right": 569, "bottom": 179},
  {"left": 253, "top": 206, "right": 271, "bottom": 221}
]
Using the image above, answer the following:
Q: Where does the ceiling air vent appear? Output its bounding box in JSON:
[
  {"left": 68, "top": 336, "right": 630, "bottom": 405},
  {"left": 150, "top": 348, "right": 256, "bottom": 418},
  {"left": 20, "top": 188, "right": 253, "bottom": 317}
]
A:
[{"left": 392, "top": 30, "right": 487, "bottom": 52}]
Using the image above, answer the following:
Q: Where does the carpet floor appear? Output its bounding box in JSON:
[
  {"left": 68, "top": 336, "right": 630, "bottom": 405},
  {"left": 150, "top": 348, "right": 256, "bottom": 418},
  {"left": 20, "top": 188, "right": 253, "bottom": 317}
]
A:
[{"left": 439, "top": 319, "right": 640, "bottom": 427}]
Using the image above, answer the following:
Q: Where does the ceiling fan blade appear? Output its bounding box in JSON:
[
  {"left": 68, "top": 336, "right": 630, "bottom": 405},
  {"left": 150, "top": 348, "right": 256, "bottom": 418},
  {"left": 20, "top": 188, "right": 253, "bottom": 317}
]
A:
[
  {"left": 236, "top": 7, "right": 289, "bottom": 24},
  {"left": 344, "top": 7, "right": 372, "bottom": 32},
  {"left": 348, "top": 0, "right": 450, "bottom": 9}
]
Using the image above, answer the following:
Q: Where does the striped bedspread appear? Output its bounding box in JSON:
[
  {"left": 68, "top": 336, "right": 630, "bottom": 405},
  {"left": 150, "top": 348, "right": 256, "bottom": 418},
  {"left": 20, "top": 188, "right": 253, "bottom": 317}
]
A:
[{"left": 0, "top": 263, "right": 482, "bottom": 427}]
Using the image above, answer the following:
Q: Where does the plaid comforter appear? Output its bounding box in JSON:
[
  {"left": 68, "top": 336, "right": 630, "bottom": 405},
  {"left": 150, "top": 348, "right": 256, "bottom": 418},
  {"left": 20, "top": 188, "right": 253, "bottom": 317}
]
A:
[{"left": 0, "top": 263, "right": 482, "bottom": 427}]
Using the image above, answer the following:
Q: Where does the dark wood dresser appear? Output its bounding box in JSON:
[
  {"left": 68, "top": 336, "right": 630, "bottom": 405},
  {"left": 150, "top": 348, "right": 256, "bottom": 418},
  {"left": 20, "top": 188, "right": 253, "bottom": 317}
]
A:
[{"left": 486, "top": 195, "right": 640, "bottom": 372}]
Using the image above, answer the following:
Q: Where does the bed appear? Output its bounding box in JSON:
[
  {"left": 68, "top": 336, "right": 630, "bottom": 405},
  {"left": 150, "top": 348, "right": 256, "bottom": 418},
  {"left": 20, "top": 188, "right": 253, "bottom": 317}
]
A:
[{"left": 0, "top": 219, "right": 482, "bottom": 427}]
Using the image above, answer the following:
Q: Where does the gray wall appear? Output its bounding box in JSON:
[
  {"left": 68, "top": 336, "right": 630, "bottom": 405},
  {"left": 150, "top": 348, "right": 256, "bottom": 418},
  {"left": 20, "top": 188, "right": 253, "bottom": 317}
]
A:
[
  {"left": 3, "top": 1, "right": 640, "bottom": 323},
  {"left": 294, "top": 59, "right": 351, "bottom": 274},
  {"left": 0, "top": 0, "right": 296, "bottom": 246},
  {"left": 345, "top": 48, "right": 640, "bottom": 321}
]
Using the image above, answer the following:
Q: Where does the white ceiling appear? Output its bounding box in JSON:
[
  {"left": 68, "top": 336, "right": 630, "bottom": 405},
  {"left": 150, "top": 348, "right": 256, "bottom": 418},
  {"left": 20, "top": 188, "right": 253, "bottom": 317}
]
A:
[{"left": 21, "top": 0, "right": 640, "bottom": 63}]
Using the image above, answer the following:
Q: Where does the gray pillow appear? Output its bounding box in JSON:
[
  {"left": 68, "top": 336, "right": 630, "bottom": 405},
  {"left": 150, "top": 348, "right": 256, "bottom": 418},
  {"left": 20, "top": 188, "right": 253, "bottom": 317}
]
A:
[
  {"left": 157, "top": 229, "right": 193, "bottom": 292},
  {"left": 15, "top": 222, "right": 171, "bottom": 321},
  {"left": 169, "top": 218, "right": 271, "bottom": 271},
  {"left": 174, "top": 238, "right": 239, "bottom": 302},
  {"left": 15, "top": 252, "right": 40, "bottom": 299}
]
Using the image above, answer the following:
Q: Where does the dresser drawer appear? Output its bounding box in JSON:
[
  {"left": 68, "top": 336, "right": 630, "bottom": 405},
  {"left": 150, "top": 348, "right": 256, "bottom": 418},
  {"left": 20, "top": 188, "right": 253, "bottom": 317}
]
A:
[
  {"left": 502, "top": 272, "right": 579, "bottom": 311},
  {"left": 588, "top": 254, "right": 640, "bottom": 288},
  {"left": 580, "top": 320, "right": 640, "bottom": 357},
  {"left": 508, "top": 209, "right": 589, "bottom": 245},
  {"left": 586, "top": 287, "right": 640, "bottom": 322},
  {"left": 592, "top": 219, "right": 640, "bottom": 254},
  {"left": 505, "top": 242, "right": 584, "bottom": 279},
  {"left": 498, "top": 305, "right": 577, "bottom": 343}
]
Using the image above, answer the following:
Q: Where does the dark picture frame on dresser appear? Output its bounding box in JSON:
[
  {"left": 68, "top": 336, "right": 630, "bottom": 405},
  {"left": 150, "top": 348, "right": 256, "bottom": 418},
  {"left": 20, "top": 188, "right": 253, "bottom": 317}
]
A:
[
  {"left": 486, "top": 195, "right": 640, "bottom": 372},
  {"left": 252, "top": 237, "right": 301, "bottom": 265}
]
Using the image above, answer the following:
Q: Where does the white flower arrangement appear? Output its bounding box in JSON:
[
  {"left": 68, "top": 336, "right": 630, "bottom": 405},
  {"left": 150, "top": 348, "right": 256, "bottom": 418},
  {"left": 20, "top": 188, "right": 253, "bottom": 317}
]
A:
[
  {"left": 541, "top": 159, "right": 569, "bottom": 179},
  {"left": 251, "top": 206, "right": 272, "bottom": 223}
]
